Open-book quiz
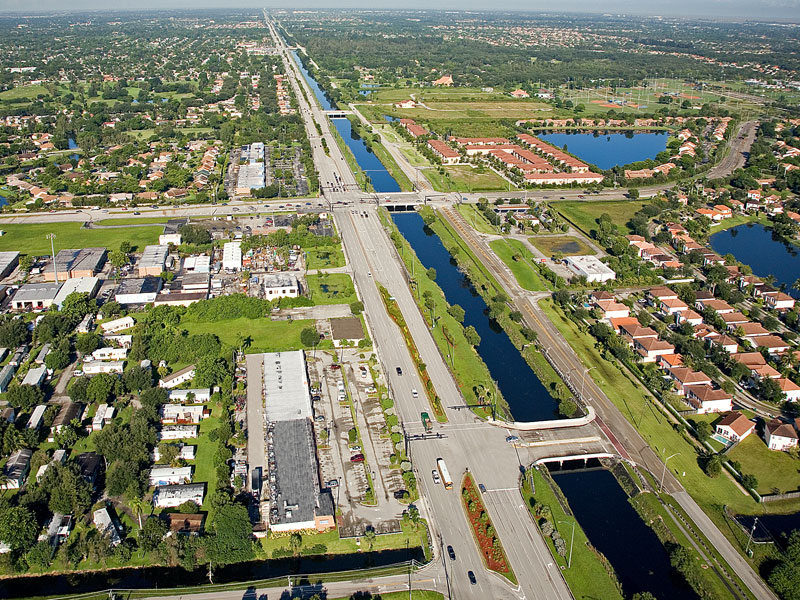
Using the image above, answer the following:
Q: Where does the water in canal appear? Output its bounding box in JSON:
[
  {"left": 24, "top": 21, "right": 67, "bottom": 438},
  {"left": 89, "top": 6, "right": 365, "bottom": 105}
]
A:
[
  {"left": 392, "top": 212, "right": 557, "bottom": 421},
  {"left": 538, "top": 131, "right": 668, "bottom": 170},
  {"left": 710, "top": 223, "right": 800, "bottom": 297},
  {"left": 553, "top": 468, "right": 699, "bottom": 599},
  {"left": 330, "top": 118, "right": 400, "bottom": 194},
  {"left": 737, "top": 512, "right": 800, "bottom": 543},
  {"left": 291, "top": 50, "right": 334, "bottom": 110}
]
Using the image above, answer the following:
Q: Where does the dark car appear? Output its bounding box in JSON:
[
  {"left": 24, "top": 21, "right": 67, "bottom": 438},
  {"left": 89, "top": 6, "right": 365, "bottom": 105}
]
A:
[
  {"left": 468, "top": 571, "right": 477, "bottom": 585},
  {"left": 447, "top": 545, "right": 456, "bottom": 561},
  {"left": 350, "top": 454, "right": 365, "bottom": 462},
  {"left": 396, "top": 367, "right": 403, "bottom": 375},
  {"left": 478, "top": 483, "right": 487, "bottom": 494},
  {"left": 393, "top": 489, "right": 408, "bottom": 499}
]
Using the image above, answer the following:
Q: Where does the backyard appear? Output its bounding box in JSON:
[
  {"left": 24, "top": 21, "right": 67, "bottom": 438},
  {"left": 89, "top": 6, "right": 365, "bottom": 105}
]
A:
[{"left": 728, "top": 433, "right": 800, "bottom": 496}]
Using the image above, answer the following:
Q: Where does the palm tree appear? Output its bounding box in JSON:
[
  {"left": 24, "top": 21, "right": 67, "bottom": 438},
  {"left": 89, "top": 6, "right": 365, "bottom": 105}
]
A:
[{"left": 129, "top": 497, "right": 149, "bottom": 530}]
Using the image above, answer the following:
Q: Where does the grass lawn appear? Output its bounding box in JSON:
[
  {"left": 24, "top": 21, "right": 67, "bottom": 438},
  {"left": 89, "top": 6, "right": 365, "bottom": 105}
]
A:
[
  {"left": 456, "top": 204, "right": 498, "bottom": 234},
  {"left": 729, "top": 434, "right": 800, "bottom": 495},
  {"left": 181, "top": 317, "right": 313, "bottom": 353},
  {"left": 553, "top": 200, "right": 648, "bottom": 236},
  {"left": 0, "top": 222, "right": 162, "bottom": 255},
  {"left": 529, "top": 235, "right": 596, "bottom": 257},
  {"left": 306, "top": 246, "right": 345, "bottom": 269},
  {"left": 423, "top": 165, "right": 511, "bottom": 193},
  {"left": 306, "top": 273, "right": 357, "bottom": 305},
  {"left": 193, "top": 410, "right": 221, "bottom": 512},
  {"left": 96, "top": 217, "right": 172, "bottom": 226},
  {"left": 0, "top": 84, "right": 49, "bottom": 100},
  {"left": 522, "top": 468, "right": 624, "bottom": 600},
  {"left": 489, "top": 239, "right": 549, "bottom": 291}
]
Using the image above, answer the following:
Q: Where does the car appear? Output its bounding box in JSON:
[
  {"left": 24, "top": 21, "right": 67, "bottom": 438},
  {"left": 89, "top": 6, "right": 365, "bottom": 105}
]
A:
[
  {"left": 447, "top": 545, "right": 456, "bottom": 561},
  {"left": 327, "top": 479, "right": 339, "bottom": 488},
  {"left": 311, "top": 395, "right": 321, "bottom": 402},
  {"left": 314, "top": 415, "right": 325, "bottom": 422},
  {"left": 133, "top": 211, "right": 141, "bottom": 215},
  {"left": 411, "top": 389, "right": 419, "bottom": 398},
  {"left": 349, "top": 445, "right": 361, "bottom": 452},
  {"left": 432, "top": 470, "right": 441, "bottom": 484},
  {"left": 350, "top": 454, "right": 365, "bottom": 462},
  {"left": 330, "top": 364, "right": 341, "bottom": 371},
  {"left": 505, "top": 435, "right": 520, "bottom": 443},
  {"left": 468, "top": 571, "right": 477, "bottom": 585},
  {"left": 478, "top": 483, "right": 487, "bottom": 494},
  {"left": 368, "top": 272, "right": 372, "bottom": 277},
  {"left": 396, "top": 367, "right": 403, "bottom": 375},
  {"left": 393, "top": 489, "right": 408, "bottom": 499}
]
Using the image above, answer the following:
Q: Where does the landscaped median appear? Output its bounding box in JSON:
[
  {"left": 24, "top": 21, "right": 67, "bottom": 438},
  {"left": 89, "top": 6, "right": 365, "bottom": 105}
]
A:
[{"left": 461, "top": 473, "right": 516, "bottom": 584}]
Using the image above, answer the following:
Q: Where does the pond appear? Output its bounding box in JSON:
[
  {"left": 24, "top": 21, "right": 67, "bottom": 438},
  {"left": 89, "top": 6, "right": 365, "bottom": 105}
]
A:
[
  {"left": 393, "top": 212, "right": 557, "bottom": 421},
  {"left": 736, "top": 512, "right": 800, "bottom": 543},
  {"left": 330, "top": 118, "right": 400, "bottom": 194},
  {"left": 384, "top": 115, "right": 398, "bottom": 123},
  {"left": 710, "top": 223, "right": 800, "bottom": 297},
  {"left": 538, "top": 131, "right": 668, "bottom": 170},
  {"left": 553, "top": 468, "right": 698, "bottom": 599}
]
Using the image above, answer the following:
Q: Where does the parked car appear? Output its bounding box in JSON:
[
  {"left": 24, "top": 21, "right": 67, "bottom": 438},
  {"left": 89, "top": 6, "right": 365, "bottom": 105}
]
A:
[
  {"left": 393, "top": 489, "right": 408, "bottom": 499},
  {"left": 330, "top": 364, "right": 341, "bottom": 371},
  {"left": 396, "top": 367, "right": 403, "bottom": 376},
  {"left": 314, "top": 415, "right": 325, "bottom": 422},
  {"left": 505, "top": 435, "right": 520, "bottom": 443},
  {"left": 350, "top": 454, "right": 365, "bottom": 462},
  {"left": 349, "top": 445, "right": 361, "bottom": 452},
  {"left": 447, "top": 545, "right": 456, "bottom": 561},
  {"left": 327, "top": 479, "right": 339, "bottom": 488}
]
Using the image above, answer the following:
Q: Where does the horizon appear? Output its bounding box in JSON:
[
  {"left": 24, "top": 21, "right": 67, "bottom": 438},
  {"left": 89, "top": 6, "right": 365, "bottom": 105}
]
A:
[{"left": 0, "top": 3, "right": 798, "bottom": 23}]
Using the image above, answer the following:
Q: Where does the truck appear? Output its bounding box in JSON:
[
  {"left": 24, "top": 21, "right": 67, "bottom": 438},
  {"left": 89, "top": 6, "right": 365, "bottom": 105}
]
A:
[
  {"left": 436, "top": 458, "right": 453, "bottom": 490},
  {"left": 421, "top": 412, "right": 432, "bottom": 433}
]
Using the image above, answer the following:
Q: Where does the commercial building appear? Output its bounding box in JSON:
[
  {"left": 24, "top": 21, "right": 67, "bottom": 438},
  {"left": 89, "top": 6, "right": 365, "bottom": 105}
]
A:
[
  {"left": 262, "top": 274, "right": 299, "bottom": 299},
  {"left": 222, "top": 241, "right": 242, "bottom": 272},
  {"left": 563, "top": 255, "right": 616, "bottom": 283},
  {"left": 235, "top": 142, "right": 266, "bottom": 195},
  {"left": 138, "top": 245, "right": 170, "bottom": 277},
  {"left": 183, "top": 256, "right": 211, "bottom": 274},
  {"left": 0, "top": 251, "right": 19, "bottom": 279},
  {"left": 149, "top": 465, "right": 193, "bottom": 486},
  {"left": 115, "top": 276, "right": 163, "bottom": 305},
  {"left": 153, "top": 483, "right": 205, "bottom": 508},
  {"left": 159, "top": 364, "right": 196, "bottom": 389},
  {"left": 53, "top": 277, "right": 100, "bottom": 308},
  {"left": 11, "top": 282, "right": 63, "bottom": 310},
  {"left": 330, "top": 317, "right": 365, "bottom": 347},
  {"left": 43, "top": 248, "right": 106, "bottom": 281},
  {"left": 159, "top": 219, "right": 187, "bottom": 246}
]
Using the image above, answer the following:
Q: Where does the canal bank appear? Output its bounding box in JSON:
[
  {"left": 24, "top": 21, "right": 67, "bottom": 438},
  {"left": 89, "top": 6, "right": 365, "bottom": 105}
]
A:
[{"left": 391, "top": 210, "right": 559, "bottom": 422}]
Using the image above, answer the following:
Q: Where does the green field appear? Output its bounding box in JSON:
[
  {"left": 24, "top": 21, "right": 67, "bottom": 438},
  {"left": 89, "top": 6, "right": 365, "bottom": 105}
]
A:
[
  {"left": 0, "top": 222, "right": 162, "bottom": 255},
  {"left": 424, "top": 165, "right": 511, "bottom": 193},
  {"left": 553, "top": 200, "right": 648, "bottom": 236},
  {"left": 729, "top": 433, "right": 800, "bottom": 495},
  {"left": 489, "top": 239, "right": 548, "bottom": 291},
  {"left": 306, "top": 246, "right": 345, "bottom": 269},
  {"left": 456, "top": 204, "right": 498, "bottom": 234},
  {"left": 96, "top": 217, "right": 172, "bottom": 226},
  {"left": 0, "top": 84, "right": 49, "bottom": 100},
  {"left": 181, "top": 317, "right": 313, "bottom": 353},
  {"left": 305, "top": 273, "right": 357, "bottom": 305},
  {"left": 529, "top": 235, "right": 596, "bottom": 257}
]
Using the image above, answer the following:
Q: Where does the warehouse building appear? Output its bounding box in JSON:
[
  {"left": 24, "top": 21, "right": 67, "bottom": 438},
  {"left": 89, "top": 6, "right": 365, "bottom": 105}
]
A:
[
  {"left": 222, "top": 241, "right": 242, "bottom": 272},
  {"left": 563, "top": 255, "right": 616, "bottom": 283},
  {"left": 115, "top": 276, "right": 163, "bottom": 305},
  {"left": 11, "top": 282, "right": 62, "bottom": 310},
  {"left": 43, "top": 248, "right": 107, "bottom": 281},
  {"left": 0, "top": 251, "right": 20, "bottom": 279},
  {"left": 138, "top": 245, "right": 170, "bottom": 277},
  {"left": 53, "top": 277, "right": 100, "bottom": 308}
]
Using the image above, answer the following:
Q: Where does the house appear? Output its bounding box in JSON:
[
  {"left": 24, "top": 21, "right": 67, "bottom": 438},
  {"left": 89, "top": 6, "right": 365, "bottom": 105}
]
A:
[
  {"left": 149, "top": 465, "right": 193, "bottom": 487},
  {"left": 168, "top": 388, "right": 212, "bottom": 404},
  {"left": 75, "top": 452, "right": 102, "bottom": 486},
  {"left": 158, "top": 425, "right": 199, "bottom": 440},
  {"left": 677, "top": 310, "right": 704, "bottom": 326},
  {"left": 159, "top": 364, "right": 196, "bottom": 389},
  {"left": 659, "top": 298, "right": 688, "bottom": 315},
  {"left": 619, "top": 323, "right": 659, "bottom": 344},
  {"left": 562, "top": 255, "right": 615, "bottom": 283},
  {"left": 595, "top": 299, "right": 630, "bottom": 320},
  {"left": 39, "top": 513, "right": 72, "bottom": 548},
  {"left": 433, "top": 75, "right": 453, "bottom": 86},
  {"left": 330, "top": 317, "right": 365, "bottom": 347},
  {"left": 26, "top": 404, "right": 46, "bottom": 430},
  {"left": 751, "top": 335, "right": 790, "bottom": 355},
  {"left": 634, "top": 337, "right": 676, "bottom": 363},
  {"left": 696, "top": 298, "right": 734, "bottom": 314},
  {"left": 709, "top": 335, "right": 739, "bottom": 354},
  {"left": 153, "top": 483, "right": 205, "bottom": 508},
  {"left": 777, "top": 378, "right": 800, "bottom": 402},
  {"left": 93, "top": 508, "right": 122, "bottom": 546},
  {"left": 160, "top": 404, "right": 209, "bottom": 425},
  {"left": 658, "top": 353, "right": 684, "bottom": 370},
  {"left": 720, "top": 312, "right": 748, "bottom": 327},
  {"left": 100, "top": 316, "right": 135, "bottom": 334},
  {"left": 510, "top": 88, "right": 530, "bottom": 98},
  {"left": 765, "top": 292, "right": 796, "bottom": 311},
  {"left": 91, "top": 404, "right": 115, "bottom": 431},
  {"left": 166, "top": 512, "right": 205, "bottom": 535},
  {"left": 153, "top": 444, "right": 196, "bottom": 462},
  {"left": 49, "top": 402, "right": 83, "bottom": 442},
  {"left": 765, "top": 418, "right": 799, "bottom": 451},
  {"left": 732, "top": 322, "right": 770, "bottom": 338},
  {"left": 667, "top": 367, "right": 712, "bottom": 395},
  {"left": 648, "top": 286, "right": 678, "bottom": 304},
  {"left": 22, "top": 365, "right": 47, "bottom": 387},
  {"left": 1, "top": 407, "right": 14, "bottom": 424},
  {"left": 427, "top": 140, "right": 460, "bottom": 165},
  {"left": 686, "top": 385, "right": 733, "bottom": 414},
  {"left": 715, "top": 411, "right": 755, "bottom": 442},
  {"left": 0, "top": 364, "right": 14, "bottom": 393},
  {"left": 1, "top": 448, "right": 32, "bottom": 489},
  {"left": 91, "top": 347, "right": 128, "bottom": 361},
  {"left": 395, "top": 99, "right": 416, "bottom": 109},
  {"left": 83, "top": 360, "right": 125, "bottom": 375}
]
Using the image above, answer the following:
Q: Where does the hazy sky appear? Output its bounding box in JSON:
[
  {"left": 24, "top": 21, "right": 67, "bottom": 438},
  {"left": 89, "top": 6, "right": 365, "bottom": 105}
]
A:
[{"left": 1, "top": 0, "right": 799, "bottom": 20}]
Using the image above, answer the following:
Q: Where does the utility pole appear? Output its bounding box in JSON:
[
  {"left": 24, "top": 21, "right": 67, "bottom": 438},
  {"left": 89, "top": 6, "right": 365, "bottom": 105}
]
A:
[
  {"left": 660, "top": 451, "right": 680, "bottom": 493},
  {"left": 46, "top": 233, "right": 58, "bottom": 283},
  {"left": 745, "top": 517, "right": 758, "bottom": 557},
  {"left": 559, "top": 520, "right": 576, "bottom": 568}
]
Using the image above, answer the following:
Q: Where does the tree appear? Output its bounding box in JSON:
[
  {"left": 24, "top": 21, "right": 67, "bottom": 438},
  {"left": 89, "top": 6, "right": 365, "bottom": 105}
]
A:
[
  {"left": 0, "top": 318, "right": 29, "bottom": 348},
  {"left": 464, "top": 326, "right": 481, "bottom": 347},
  {"left": 628, "top": 188, "right": 640, "bottom": 199},
  {"left": 300, "top": 327, "right": 320, "bottom": 348},
  {"left": 6, "top": 384, "right": 44, "bottom": 412},
  {"left": 194, "top": 356, "right": 229, "bottom": 388},
  {"left": 158, "top": 442, "right": 180, "bottom": 466},
  {"left": 45, "top": 345, "right": 71, "bottom": 370},
  {"left": 68, "top": 375, "right": 90, "bottom": 403},
  {"left": 704, "top": 454, "right": 723, "bottom": 478},
  {"left": 0, "top": 505, "right": 37, "bottom": 551},
  {"left": 25, "top": 540, "right": 54, "bottom": 570},
  {"left": 426, "top": 267, "right": 437, "bottom": 281},
  {"left": 179, "top": 224, "right": 212, "bottom": 246},
  {"left": 76, "top": 332, "right": 101, "bottom": 355},
  {"left": 110, "top": 250, "right": 129, "bottom": 268},
  {"left": 363, "top": 529, "right": 376, "bottom": 551},
  {"left": 119, "top": 241, "right": 132, "bottom": 254},
  {"left": 87, "top": 373, "right": 115, "bottom": 404},
  {"left": 18, "top": 255, "right": 34, "bottom": 273},
  {"left": 139, "top": 516, "right": 167, "bottom": 552},
  {"left": 123, "top": 366, "right": 152, "bottom": 392},
  {"left": 289, "top": 532, "right": 303, "bottom": 556},
  {"left": 447, "top": 304, "right": 465, "bottom": 323},
  {"left": 129, "top": 497, "right": 149, "bottom": 530},
  {"left": 206, "top": 503, "right": 255, "bottom": 565},
  {"left": 350, "top": 301, "right": 364, "bottom": 315}
]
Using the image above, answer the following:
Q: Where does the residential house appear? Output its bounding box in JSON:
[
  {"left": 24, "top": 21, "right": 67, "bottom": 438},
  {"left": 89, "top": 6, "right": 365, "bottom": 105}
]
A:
[
  {"left": 667, "top": 367, "right": 712, "bottom": 395},
  {"left": 686, "top": 385, "right": 733, "bottom": 414},
  {"left": 153, "top": 483, "right": 205, "bottom": 508},
  {"left": 93, "top": 508, "right": 122, "bottom": 546},
  {"left": 765, "top": 419, "right": 799, "bottom": 451},
  {"left": 0, "top": 448, "right": 32, "bottom": 489},
  {"left": 634, "top": 338, "right": 676, "bottom": 363},
  {"left": 778, "top": 378, "right": 800, "bottom": 402},
  {"left": 159, "top": 365, "right": 196, "bottom": 389},
  {"left": 715, "top": 411, "right": 755, "bottom": 442},
  {"left": 751, "top": 335, "right": 790, "bottom": 355}
]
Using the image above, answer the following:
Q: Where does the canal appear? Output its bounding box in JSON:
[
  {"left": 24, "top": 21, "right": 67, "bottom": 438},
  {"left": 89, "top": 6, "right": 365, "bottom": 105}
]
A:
[
  {"left": 538, "top": 131, "right": 668, "bottom": 170},
  {"left": 710, "top": 223, "right": 800, "bottom": 297},
  {"left": 291, "top": 51, "right": 399, "bottom": 194},
  {"left": 393, "top": 212, "right": 557, "bottom": 421},
  {"left": 553, "top": 468, "right": 698, "bottom": 599},
  {"left": 0, "top": 548, "right": 422, "bottom": 598}
]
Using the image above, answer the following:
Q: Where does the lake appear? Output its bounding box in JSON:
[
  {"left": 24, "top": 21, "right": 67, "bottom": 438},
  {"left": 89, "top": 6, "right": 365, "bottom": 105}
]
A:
[
  {"left": 393, "top": 212, "right": 557, "bottom": 421},
  {"left": 710, "top": 223, "right": 800, "bottom": 296},
  {"left": 538, "top": 132, "right": 668, "bottom": 170},
  {"left": 554, "top": 468, "right": 698, "bottom": 599}
]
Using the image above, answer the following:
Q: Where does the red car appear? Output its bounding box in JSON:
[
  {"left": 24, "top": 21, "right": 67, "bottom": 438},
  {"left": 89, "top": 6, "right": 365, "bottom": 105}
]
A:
[{"left": 350, "top": 454, "right": 365, "bottom": 463}]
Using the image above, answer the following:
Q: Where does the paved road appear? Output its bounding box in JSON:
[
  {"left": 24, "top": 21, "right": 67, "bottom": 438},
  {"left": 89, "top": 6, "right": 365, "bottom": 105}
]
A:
[
  {"left": 440, "top": 205, "right": 777, "bottom": 600},
  {"left": 707, "top": 120, "right": 758, "bottom": 180}
]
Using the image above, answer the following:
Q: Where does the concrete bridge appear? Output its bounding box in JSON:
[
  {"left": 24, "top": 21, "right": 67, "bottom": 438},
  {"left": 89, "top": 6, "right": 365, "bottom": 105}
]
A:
[{"left": 325, "top": 109, "right": 352, "bottom": 118}]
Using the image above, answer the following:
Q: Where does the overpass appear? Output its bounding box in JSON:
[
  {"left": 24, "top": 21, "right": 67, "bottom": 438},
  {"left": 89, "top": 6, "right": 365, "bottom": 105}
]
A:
[{"left": 325, "top": 109, "right": 352, "bottom": 118}]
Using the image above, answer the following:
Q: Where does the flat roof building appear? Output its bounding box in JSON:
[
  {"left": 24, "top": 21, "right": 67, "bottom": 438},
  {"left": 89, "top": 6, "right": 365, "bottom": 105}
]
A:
[
  {"left": 262, "top": 351, "right": 312, "bottom": 422},
  {"left": 43, "top": 248, "right": 106, "bottom": 281},
  {"left": 330, "top": 317, "right": 365, "bottom": 347},
  {"left": 262, "top": 274, "right": 299, "bottom": 299},
  {"left": 11, "top": 282, "right": 62, "bottom": 310},
  {"left": 0, "top": 364, "right": 15, "bottom": 393},
  {"left": 0, "top": 252, "right": 19, "bottom": 279},
  {"left": 153, "top": 483, "right": 205, "bottom": 508},
  {"left": 138, "top": 245, "right": 169, "bottom": 277},
  {"left": 222, "top": 241, "right": 242, "bottom": 272},
  {"left": 115, "top": 276, "right": 163, "bottom": 305},
  {"left": 563, "top": 255, "right": 616, "bottom": 283},
  {"left": 22, "top": 365, "right": 47, "bottom": 387},
  {"left": 1, "top": 448, "right": 32, "bottom": 489},
  {"left": 53, "top": 277, "right": 100, "bottom": 309}
]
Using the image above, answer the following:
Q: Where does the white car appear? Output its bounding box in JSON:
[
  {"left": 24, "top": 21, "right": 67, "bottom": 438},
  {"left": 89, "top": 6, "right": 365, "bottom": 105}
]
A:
[
  {"left": 432, "top": 470, "right": 441, "bottom": 484},
  {"left": 411, "top": 389, "right": 419, "bottom": 398}
]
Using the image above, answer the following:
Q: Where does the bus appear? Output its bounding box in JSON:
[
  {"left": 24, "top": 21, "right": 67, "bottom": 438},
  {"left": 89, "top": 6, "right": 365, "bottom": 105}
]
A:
[{"left": 436, "top": 458, "right": 453, "bottom": 490}]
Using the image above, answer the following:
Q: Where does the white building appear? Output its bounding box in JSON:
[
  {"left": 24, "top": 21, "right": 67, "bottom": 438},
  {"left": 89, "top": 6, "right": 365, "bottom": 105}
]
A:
[
  {"left": 104, "top": 334, "right": 133, "bottom": 348},
  {"left": 53, "top": 277, "right": 100, "bottom": 309},
  {"left": 153, "top": 444, "right": 196, "bottom": 461},
  {"left": 153, "top": 483, "right": 205, "bottom": 508},
  {"left": 83, "top": 360, "right": 125, "bottom": 375},
  {"left": 222, "top": 241, "right": 242, "bottom": 272},
  {"left": 159, "top": 364, "right": 196, "bottom": 389},
  {"left": 91, "top": 404, "right": 115, "bottom": 431},
  {"left": 159, "top": 232, "right": 182, "bottom": 246},
  {"left": 263, "top": 274, "right": 299, "bottom": 299},
  {"left": 158, "top": 425, "right": 199, "bottom": 440},
  {"left": 765, "top": 419, "right": 799, "bottom": 451},
  {"left": 26, "top": 404, "right": 47, "bottom": 430},
  {"left": 21, "top": 365, "right": 47, "bottom": 387},
  {"left": 160, "top": 404, "right": 208, "bottom": 425},
  {"left": 168, "top": 388, "right": 212, "bottom": 404},
  {"left": 100, "top": 316, "right": 135, "bottom": 334},
  {"left": 93, "top": 508, "right": 122, "bottom": 546},
  {"left": 183, "top": 255, "right": 211, "bottom": 274},
  {"left": 0, "top": 364, "right": 14, "bottom": 393},
  {"left": 562, "top": 255, "right": 616, "bottom": 283},
  {"left": 149, "top": 465, "right": 193, "bottom": 487},
  {"left": 91, "top": 347, "right": 129, "bottom": 361}
]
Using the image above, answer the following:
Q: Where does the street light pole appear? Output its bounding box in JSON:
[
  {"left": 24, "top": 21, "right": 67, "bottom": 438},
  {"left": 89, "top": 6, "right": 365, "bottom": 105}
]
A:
[
  {"left": 558, "top": 519, "right": 576, "bottom": 568},
  {"left": 46, "top": 233, "right": 58, "bottom": 283},
  {"left": 580, "top": 366, "right": 596, "bottom": 402},
  {"left": 660, "top": 451, "right": 680, "bottom": 493},
  {"left": 745, "top": 517, "right": 758, "bottom": 556}
]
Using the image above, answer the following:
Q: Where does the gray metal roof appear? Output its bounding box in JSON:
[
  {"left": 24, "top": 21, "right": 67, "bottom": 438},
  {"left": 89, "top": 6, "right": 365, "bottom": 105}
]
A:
[
  {"left": 12, "top": 282, "right": 62, "bottom": 302},
  {"left": 260, "top": 351, "right": 312, "bottom": 422}
]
